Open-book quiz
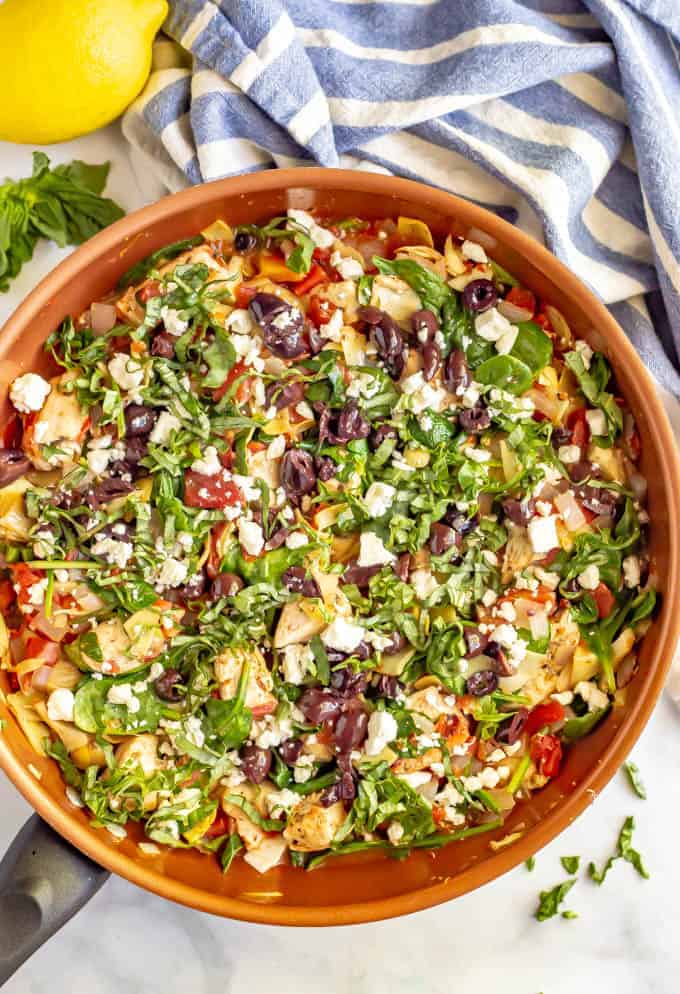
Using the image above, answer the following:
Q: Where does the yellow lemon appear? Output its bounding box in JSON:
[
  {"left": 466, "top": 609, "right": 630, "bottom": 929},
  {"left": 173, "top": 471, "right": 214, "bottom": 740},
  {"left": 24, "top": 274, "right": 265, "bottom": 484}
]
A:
[{"left": 0, "top": 0, "right": 168, "bottom": 144}]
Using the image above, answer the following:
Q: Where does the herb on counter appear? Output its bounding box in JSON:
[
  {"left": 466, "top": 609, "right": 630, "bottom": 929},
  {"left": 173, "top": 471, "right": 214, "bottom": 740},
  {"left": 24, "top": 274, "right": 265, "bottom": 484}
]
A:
[
  {"left": 525, "top": 855, "right": 536, "bottom": 872},
  {"left": 624, "top": 761, "right": 647, "bottom": 799},
  {"left": 534, "top": 878, "right": 577, "bottom": 922},
  {"left": 588, "top": 816, "right": 649, "bottom": 885},
  {"left": 560, "top": 856, "right": 580, "bottom": 875},
  {"left": 0, "top": 152, "right": 124, "bottom": 291}
]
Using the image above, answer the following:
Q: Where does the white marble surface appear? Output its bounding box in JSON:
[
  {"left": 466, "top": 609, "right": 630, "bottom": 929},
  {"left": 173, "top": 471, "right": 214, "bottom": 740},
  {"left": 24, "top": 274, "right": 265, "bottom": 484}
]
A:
[{"left": 1, "top": 129, "right": 680, "bottom": 994}]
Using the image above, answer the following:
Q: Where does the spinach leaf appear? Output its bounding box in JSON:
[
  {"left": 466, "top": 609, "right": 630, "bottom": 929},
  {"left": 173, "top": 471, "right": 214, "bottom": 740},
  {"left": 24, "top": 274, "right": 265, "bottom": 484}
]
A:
[
  {"left": 91, "top": 577, "right": 159, "bottom": 613},
  {"left": 564, "top": 350, "right": 623, "bottom": 440},
  {"left": 408, "top": 412, "right": 456, "bottom": 449},
  {"left": 422, "top": 622, "right": 466, "bottom": 693},
  {"left": 117, "top": 236, "right": 204, "bottom": 289},
  {"left": 203, "top": 328, "right": 237, "bottom": 389},
  {"left": 439, "top": 295, "right": 479, "bottom": 360},
  {"left": 475, "top": 354, "right": 533, "bottom": 395},
  {"left": 310, "top": 635, "right": 330, "bottom": 686},
  {"left": 534, "top": 878, "right": 577, "bottom": 921},
  {"left": 562, "top": 706, "right": 609, "bottom": 742},
  {"left": 73, "top": 677, "right": 165, "bottom": 735},
  {"left": 372, "top": 256, "right": 452, "bottom": 314},
  {"left": 220, "top": 834, "right": 244, "bottom": 872},
  {"left": 510, "top": 321, "right": 553, "bottom": 373},
  {"left": 46, "top": 740, "right": 83, "bottom": 790},
  {"left": 204, "top": 657, "right": 253, "bottom": 749},
  {"left": 357, "top": 275, "right": 374, "bottom": 306}
]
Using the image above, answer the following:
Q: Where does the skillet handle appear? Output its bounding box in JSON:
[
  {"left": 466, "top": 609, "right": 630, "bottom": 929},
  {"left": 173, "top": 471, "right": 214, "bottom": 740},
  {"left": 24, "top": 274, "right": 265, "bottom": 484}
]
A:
[{"left": 0, "top": 815, "right": 109, "bottom": 987}]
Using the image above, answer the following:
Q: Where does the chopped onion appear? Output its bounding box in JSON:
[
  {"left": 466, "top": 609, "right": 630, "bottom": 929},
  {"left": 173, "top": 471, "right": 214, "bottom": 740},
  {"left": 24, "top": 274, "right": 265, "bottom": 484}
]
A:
[
  {"left": 498, "top": 299, "right": 533, "bottom": 324},
  {"left": 29, "top": 610, "right": 67, "bottom": 642},
  {"left": 529, "top": 610, "right": 549, "bottom": 642},
  {"left": 30, "top": 665, "right": 54, "bottom": 693},
  {"left": 91, "top": 302, "right": 118, "bottom": 336},
  {"left": 554, "top": 490, "right": 587, "bottom": 532}
]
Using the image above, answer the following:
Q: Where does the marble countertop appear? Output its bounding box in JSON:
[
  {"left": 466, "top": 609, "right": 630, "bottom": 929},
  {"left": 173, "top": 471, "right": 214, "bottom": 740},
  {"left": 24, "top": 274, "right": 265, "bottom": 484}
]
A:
[{"left": 1, "top": 130, "right": 679, "bottom": 994}]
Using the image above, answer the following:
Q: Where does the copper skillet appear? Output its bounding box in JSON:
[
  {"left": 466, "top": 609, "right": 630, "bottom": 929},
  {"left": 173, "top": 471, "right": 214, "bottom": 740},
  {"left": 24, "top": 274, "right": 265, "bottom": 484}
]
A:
[{"left": 0, "top": 170, "right": 678, "bottom": 983}]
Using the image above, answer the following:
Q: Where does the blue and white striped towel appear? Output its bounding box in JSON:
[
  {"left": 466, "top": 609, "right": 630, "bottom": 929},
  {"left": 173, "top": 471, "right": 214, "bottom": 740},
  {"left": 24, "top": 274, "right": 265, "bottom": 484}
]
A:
[{"left": 122, "top": 0, "right": 680, "bottom": 395}]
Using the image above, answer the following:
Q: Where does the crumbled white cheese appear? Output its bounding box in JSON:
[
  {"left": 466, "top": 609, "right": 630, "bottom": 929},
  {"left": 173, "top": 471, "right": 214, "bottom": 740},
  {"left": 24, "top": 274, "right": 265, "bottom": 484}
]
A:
[
  {"left": 363, "top": 482, "right": 396, "bottom": 518},
  {"left": 364, "top": 710, "right": 398, "bottom": 756},
  {"left": 266, "top": 788, "right": 300, "bottom": 816},
  {"left": 558, "top": 444, "right": 581, "bottom": 465},
  {"left": 464, "top": 447, "right": 491, "bottom": 463},
  {"left": 282, "top": 643, "right": 314, "bottom": 685},
  {"left": 320, "top": 307, "right": 344, "bottom": 342},
  {"left": 322, "top": 617, "right": 366, "bottom": 654},
  {"left": 400, "top": 371, "right": 449, "bottom": 414},
  {"left": 285, "top": 531, "right": 309, "bottom": 550},
  {"left": 574, "top": 680, "right": 610, "bottom": 712},
  {"left": 461, "top": 239, "right": 488, "bottom": 264},
  {"left": 294, "top": 753, "right": 315, "bottom": 783},
  {"left": 396, "top": 771, "right": 432, "bottom": 790},
  {"left": 160, "top": 306, "right": 189, "bottom": 337},
  {"left": 149, "top": 411, "right": 181, "bottom": 445},
  {"left": 552, "top": 691, "right": 574, "bottom": 706},
  {"left": 357, "top": 531, "right": 395, "bottom": 568},
  {"left": 527, "top": 515, "right": 559, "bottom": 554},
  {"left": 475, "top": 308, "right": 514, "bottom": 343},
  {"left": 574, "top": 339, "right": 593, "bottom": 369},
  {"left": 10, "top": 373, "right": 51, "bottom": 413},
  {"left": 330, "top": 250, "right": 364, "bottom": 279},
  {"left": 387, "top": 821, "right": 405, "bottom": 844},
  {"left": 287, "top": 208, "right": 335, "bottom": 249},
  {"left": 27, "top": 578, "right": 48, "bottom": 606},
  {"left": 410, "top": 569, "right": 438, "bottom": 601},
  {"left": 108, "top": 353, "right": 145, "bottom": 392},
  {"left": 225, "top": 308, "right": 256, "bottom": 336},
  {"left": 481, "top": 588, "right": 497, "bottom": 607},
  {"left": 495, "top": 326, "right": 519, "bottom": 355},
  {"left": 156, "top": 558, "right": 189, "bottom": 588},
  {"left": 238, "top": 519, "right": 264, "bottom": 557},
  {"left": 106, "top": 683, "right": 135, "bottom": 707},
  {"left": 191, "top": 445, "right": 222, "bottom": 476},
  {"left": 47, "top": 688, "right": 75, "bottom": 722},
  {"left": 585, "top": 408, "right": 607, "bottom": 437},
  {"left": 267, "top": 435, "right": 286, "bottom": 460},
  {"left": 91, "top": 536, "right": 133, "bottom": 569},
  {"left": 496, "top": 600, "right": 517, "bottom": 623},
  {"left": 461, "top": 383, "right": 481, "bottom": 408},
  {"left": 577, "top": 564, "right": 600, "bottom": 590},
  {"left": 622, "top": 555, "right": 641, "bottom": 588}
]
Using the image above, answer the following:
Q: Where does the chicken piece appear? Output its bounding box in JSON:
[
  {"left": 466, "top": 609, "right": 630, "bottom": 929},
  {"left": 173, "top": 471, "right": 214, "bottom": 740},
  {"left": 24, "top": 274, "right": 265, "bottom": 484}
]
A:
[
  {"left": 22, "top": 372, "right": 88, "bottom": 471},
  {"left": 524, "top": 608, "right": 580, "bottom": 703},
  {"left": 283, "top": 793, "right": 346, "bottom": 852},
  {"left": 214, "top": 646, "right": 277, "bottom": 716},
  {"left": 246, "top": 447, "right": 280, "bottom": 490}
]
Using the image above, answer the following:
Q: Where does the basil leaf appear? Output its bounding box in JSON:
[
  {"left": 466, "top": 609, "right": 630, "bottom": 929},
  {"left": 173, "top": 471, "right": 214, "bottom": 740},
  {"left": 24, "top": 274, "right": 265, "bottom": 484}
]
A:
[
  {"left": 408, "top": 412, "right": 456, "bottom": 449},
  {"left": 73, "top": 677, "right": 165, "bottom": 735},
  {"left": 564, "top": 350, "right": 622, "bottom": 440},
  {"left": 220, "top": 834, "right": 244, "bottom": 872},
  {"left": 560, "top": 855, "right": 580, "bottom": 874},
  {"left": 357, "top": 275, "right": 374, "bottom": 305},
  {"left": 310, "top": 635, "right": 330, "bottom": 686},
  {"left": 534, "top": 878, "right": 577, "bottom": 921},
  {"left": 203, "top": 328, "right": 237, "bottom": 388},
  {"left": 372, "top": 256, "right": 451, "bottom": 314},
  {"left": 117, "top": 236, "right": 203, "bottom": 289},
  {"left": 562, "top": 706, "right": 609, "bottom": 742},
  {"left": 510, "top": 321, "right": 553, "bottom": 374},
  {"left": 204, "top": 657, "right": 253, "bottom": 748}
]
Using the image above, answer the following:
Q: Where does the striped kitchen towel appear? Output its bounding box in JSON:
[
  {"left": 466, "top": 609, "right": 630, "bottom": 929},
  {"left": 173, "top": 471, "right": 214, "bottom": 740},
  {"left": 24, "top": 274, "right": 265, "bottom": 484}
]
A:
[{"left": 122, "top": 0, "right": 680, "bottom": 396}]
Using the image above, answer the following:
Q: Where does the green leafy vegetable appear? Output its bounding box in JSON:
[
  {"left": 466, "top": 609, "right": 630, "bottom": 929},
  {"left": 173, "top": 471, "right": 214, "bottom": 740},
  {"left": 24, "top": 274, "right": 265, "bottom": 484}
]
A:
[
  {"left": 564, "top": 350, "right": 623, "bottom": 441},
  {"left": 560, "top": 856, "right": 580, "bottom": 874},
  {"left": 220, "top": 834, "right": 244, "bottom": 872},
  {"left": 510, "top": 322, "right": 553, "bottom": 373},
  {"left": 562, "top": 707, "right": 609, "bottom": 742},
  {"left": 525, "top": 855, "right": 536, "bottom": 872},
  {"left": 117, "top": 235, "right": 203, "bottom": 289},
  {"left": 475, "top": 354, "right": 533, "bottom": 395},
  {"left": 0, "top": 152, "right": 124, "bottom": 292},
  {"left": 204, "top": 658, "right": 253, "bottom": 749},
  {"left": 372, "top": 256, "right": 452, "bottom": 314},
  {"left": 588, "top": 816, "right": 649, "bottom": 884},
  {"left": 624, "top": 761, "right": 646, "bottom": 800},
  {"left": 535, "top": 878, "right": 577, "bottom": 921}
]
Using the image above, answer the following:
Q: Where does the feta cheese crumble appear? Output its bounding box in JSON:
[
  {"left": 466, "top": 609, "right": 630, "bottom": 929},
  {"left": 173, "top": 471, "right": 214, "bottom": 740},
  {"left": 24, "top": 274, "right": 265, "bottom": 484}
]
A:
[{"left": 10, "top": 373, "right": 51, "bottom": 413}]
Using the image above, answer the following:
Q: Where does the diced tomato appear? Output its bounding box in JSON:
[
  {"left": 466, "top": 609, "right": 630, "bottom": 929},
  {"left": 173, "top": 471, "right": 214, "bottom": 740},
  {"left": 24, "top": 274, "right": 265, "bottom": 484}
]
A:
[
  {"left": 0, "top": 579, "right": 15, "bottom": 612},
  {"left": 183, "top": 471, "right": 243, "bottom": 510},
  {"left": 530, "top": 733, "right": 563, "bottom": 778},
  {"left": 567, "top": 407, "right": 589, "bottom": 448},
  {"left": 3, "top": 415, "right": 22, "bottom": 449},
  {"left": 534, "top": 312, "right": 552, "bottom": 332},
  {"left": 434, "top": 712, "right": 469, "bottom": 746},
  {"left": 247, "top": 441, "right": 266, "bottom": 454},
  {"left": 213, "top": 359, "right": 247, "bottom": 402},
  {"left": 307, "top": 295, "right": 338, "bottom": 327},
  {"left": 384, "top": 233, "right": 407, "bottom": 257},
  {"left": 24, "top": 636, "right": 60, "bottom": 662},
  {"left": 7, "top": 672, "right": 19, "bottom": 692},
  {"left": 592, "top": 582, "right": 616, "bottom": 619},
  {"left": 432, "top": 805, "right": 447, "bottom": 827},
  {"left": 293, "top": 263, "right": 328, "bottom": 296},
  {"left": 10, "top": 563, "right": 43, "bottom": 593},
  {"left": 505, "top": 286, "right": 536, "bottom": 317},
  {"left": 539, "top": 547, "right": 561, "bottom": 567},
  {"left": 136, "top": 280, "right": 162, "bottom": 304},
  {"left": 203, "top": 812, "right": 230, "bottom": 840},
  {"left": 234, "top": 284, "right": 259, "bottom": 309},
  {"left": 251, "top": 701, "right": 277, "bottom": 718},
  {"left": 525, "top": 700, "right": 565, "bottom": 737}
]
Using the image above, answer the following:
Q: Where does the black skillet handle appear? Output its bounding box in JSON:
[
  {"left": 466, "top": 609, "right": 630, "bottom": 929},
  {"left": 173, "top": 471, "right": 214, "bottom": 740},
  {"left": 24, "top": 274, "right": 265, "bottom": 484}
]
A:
[{"left": 0, "top": 815, "right": 110, "bottom": 986}]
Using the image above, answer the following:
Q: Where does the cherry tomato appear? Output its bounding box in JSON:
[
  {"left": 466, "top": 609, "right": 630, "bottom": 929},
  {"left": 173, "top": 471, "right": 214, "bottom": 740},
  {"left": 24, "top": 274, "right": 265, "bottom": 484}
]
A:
[
  {"left": 524, "top": 700, "right": 565, "bottom": 737},
  {"left": 234, "top": 284, "right": 259, "bottom": 309},
  {"left": 567, "top": 407, "right": 589, "bottom": 448},
  {"left": 183, "top": 471, "right": 243, "bottom": 510},
  {"left": 505, "top": 286, "right": 536, "bottom": 317},
  {"left": 0, "top": 579, "right": 16, "bottom": 612},
  {"left": 592, "top": 582, "right": 616, "bottom": 619},
  {"left": 203, "top": 812, "right": 230, "bottom": 839},
  {"left": 24, "top": 636, "right": 60, "bottom": 662},
  {"left": 136, "top": 280, "right": 162, "bottom": 304},
  {"left": 212, "top": 360, "right": 247, "bottom": 402},
  {"left": 307, "top": 295, "right": 337, "bottom": 327},
  {"left": 294, "top": 263, "right": 328, "bottom": 296},
  {"left": 530, "top": 733, "right": 563, "bottom": 778},
  {"left": 434, "top": 712, "right": 469, "bottom": 746},
  {"left": 534, "top": 312, "right": 552, "bottom": 332},
  {"left": 250, "top": 701, "right": 278, "bottom": 718}
]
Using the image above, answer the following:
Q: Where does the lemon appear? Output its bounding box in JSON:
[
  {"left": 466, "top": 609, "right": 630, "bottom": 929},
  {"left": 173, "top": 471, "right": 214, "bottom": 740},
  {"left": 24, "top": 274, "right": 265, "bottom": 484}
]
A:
[{"left": 0, "top": 0, "right": 168, "bottom": 144}]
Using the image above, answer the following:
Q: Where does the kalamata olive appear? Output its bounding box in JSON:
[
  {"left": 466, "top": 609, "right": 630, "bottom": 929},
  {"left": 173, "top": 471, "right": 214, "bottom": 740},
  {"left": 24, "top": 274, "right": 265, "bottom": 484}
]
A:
[
  {"left": 124, "top": 436, "right": 148, "bottom": 465},
  {"left": 569, "top": 461, "right": 601, "bottom": 484},
  {"left": 380, "top": 631, "right": 405, "bottom": 656},
  {"left": 250, "top": 293, "right": 306, "bottom": 358},
  {"left": 308, "top": 326, "right": 325, "bottom": 354},
  {"left": 210, "top": 572, "right": 244, "bottom": 599},
  {"left": 278, "top": 739, "right": 303, "bottom": 765},
  {"left": 240, "top": 744, "right": 272, "bottom": 784},
  {"left": 342, "top": 562, "right": 383, "bottom": 588},
  {"left": 444, "top": 349, "right": 471, "bottom": 394},
  {"left": 422, "top": 341, "right": 441, "bottom": 382},
  {"left": 266, "top": 526, "right": 290, "bottom": 550},
  {"left": 464, "top": 628, "right": 489, "bottom": 658},
  {"left": 462, "top": 278, "right": 498, "bottom": 313},
  {"left": 577, "top": 483, "right": 619, "bottom": 516},
  {"left": 332, "top": 702, "right": 369, "bottom": 751},
  {"left": 154, "top": 668, "right": 183, "bottom": 702},
  {"left": 369, "top": 422, "right": 398, "bottom": 451},
  {"left": 367, "top": 311, "right": 404, "bottom": 379},
  {"left": 552, "top": 426, "right": 572, "bottom": 448},
  {"left": 330, "top": 667, "right": 369, "bottom": 697},
  {"left": 298, "top": 687, "right": 344, "bottom": 725},
  {"left": 86, "top": 477, "right": 134, "bottom": 509},
  {"left": 357, "top": 305, "right": 384, "bottom": 325},
  {"left": 459, "top": 403, "right": 491, "bottom": 433},
  {"left": 372, "top": 674, "right": 400, "bottom": 698},
  {"left": 443, "top": 508, "right": 480, "bottom": 536},
  {"left": 430, "top": 522, "right": 457, "bottom": 555},
  {"left": 53, "top": 488, "right": 84, "bottom": 510},
  {"left": 0, "top": 449, "right": 30, "bottom": 488},
  {"left": 411, "top": 309, "right": 439, "bottom": 342},
  {"left": 502, "top": 497, "right": 535, "bottom": 526},
  {"left": 321, "top": 765, "right": 357, "bottom": 806},
  {"left": 496, "top": 707, "right": 529, "bottom": 745},
  {"left": 281, "top": 566, "right": 320, "bottom": 598},
  {"left": 124, "top": 404, "right": 157, "bottom": 437},
  {"left": 393, "top": 552, "right": 411, "bottom": 582},
  {"left": 266, "top": 379, "right": 305, "bottom": 411},
  {"left": 151, "top": 332, "right": 176, "bottom": 358},
  {"left": 281, "top": 448, "right": 317, "bottom": 497},
  {"left": 486, "top": 640, "right": 513, "bottom": 676},
  {"left": 466, "top": 669, "right": 499, "bottom": 696},
  {"left": 234, "top": 230, "right": 259, "bottom": 253},
  {"left": 334, "top": 403, "right": 370, "bottom": 442},
  {"left": 176, "top": 570, "right": 207, "bottom": 600},
  {"left": 315, "top": 455, "right": 336, "bottom": 481}
]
